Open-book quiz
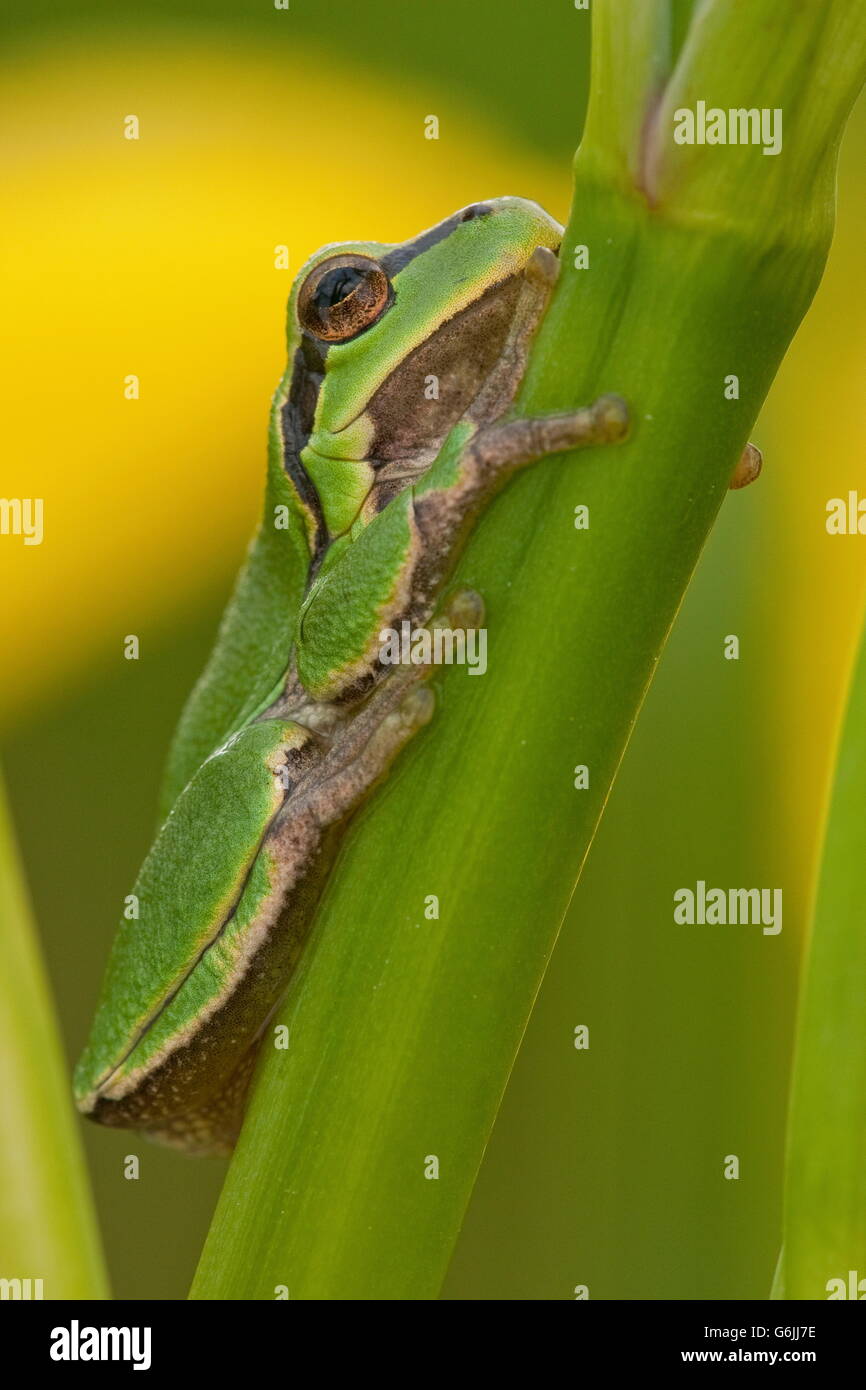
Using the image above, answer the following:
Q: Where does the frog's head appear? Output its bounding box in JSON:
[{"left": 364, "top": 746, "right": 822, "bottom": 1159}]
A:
[{"left": 280, "top": 197, "right": 562, "bottom": 537}]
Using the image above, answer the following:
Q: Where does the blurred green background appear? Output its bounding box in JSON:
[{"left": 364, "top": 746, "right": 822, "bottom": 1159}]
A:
[{"left": 2, "top": 1, "right": 865, "bottom": 1299}]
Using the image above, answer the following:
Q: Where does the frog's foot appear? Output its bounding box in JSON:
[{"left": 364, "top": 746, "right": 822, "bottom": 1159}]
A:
[{"left": 729, "top": 441, "right": 762, "bottom": 490}]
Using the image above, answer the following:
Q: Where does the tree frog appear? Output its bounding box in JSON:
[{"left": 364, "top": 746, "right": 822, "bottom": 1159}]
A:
[{"left": 74, "top": 197, "right": 639, "bottom": 1155}]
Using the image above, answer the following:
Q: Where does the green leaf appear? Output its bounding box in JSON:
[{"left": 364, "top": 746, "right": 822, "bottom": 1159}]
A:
[
  {"left": 0, "top": 768, "right": 108, "bottom": 1298},
  {"left": 779, "top": 606, "right": 866, "bottom": 1299}
]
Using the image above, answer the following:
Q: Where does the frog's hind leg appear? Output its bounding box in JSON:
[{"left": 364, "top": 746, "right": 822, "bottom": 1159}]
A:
[{"left": 128, "top": 679, "right": 437, "bottom": 1157}]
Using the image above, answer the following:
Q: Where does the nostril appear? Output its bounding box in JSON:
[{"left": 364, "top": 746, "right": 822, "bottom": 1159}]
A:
[{"left": 460, "top": 202, "right": 494, "bottom": 222}]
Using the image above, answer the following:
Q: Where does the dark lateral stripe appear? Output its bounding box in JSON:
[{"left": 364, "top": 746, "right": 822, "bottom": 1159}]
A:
[
  {"left": 280, "top": 400, "right": 329, "bottom": 574},
  {"left": 299, "top": 329, "right": 329, "bottom": 374},
  {"left": 380, "top": 202, "right": 495, "bottom": 277}
]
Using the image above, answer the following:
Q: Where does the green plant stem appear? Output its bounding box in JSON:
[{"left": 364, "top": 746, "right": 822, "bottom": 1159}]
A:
[
  {"left": 0, "top": 769, "right": 108, "bottom": 1298},
  {"left": 192, "top": 0, "right": 866, "bottom": 1299}
]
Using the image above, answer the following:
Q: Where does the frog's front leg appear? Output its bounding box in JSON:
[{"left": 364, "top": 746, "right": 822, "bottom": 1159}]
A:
[
  {"left": 463, "top": 392, "right": 630, "bottom": 488},
  {"left": 407, "top": 393, "right": 630, "bottom": 618},
  {"left": 297, "top": 393, "right": 629, "bottom": 703}
]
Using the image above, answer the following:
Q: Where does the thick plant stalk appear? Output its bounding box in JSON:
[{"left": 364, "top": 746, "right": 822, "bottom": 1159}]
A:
[
  {"left": 777, "top": 609, "right": 866, "bottom": 1299},
  {"left": 192, "top": 0, "right": 866, "bottom": 1299},
  {"left": 0, "top": 771, "right": 108, "bottom": 1299}
]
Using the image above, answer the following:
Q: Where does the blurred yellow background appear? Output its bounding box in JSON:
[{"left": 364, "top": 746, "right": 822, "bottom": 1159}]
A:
[{"left": 2, "top": 3, "right": 865, "bottom": 1298}]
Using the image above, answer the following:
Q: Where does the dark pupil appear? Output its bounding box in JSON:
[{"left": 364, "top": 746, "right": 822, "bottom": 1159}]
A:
[{"left": 315, "top": 266, "right": 366, "bottom": 312}]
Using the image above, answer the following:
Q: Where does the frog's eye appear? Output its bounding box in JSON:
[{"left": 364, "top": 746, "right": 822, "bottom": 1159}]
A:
[{"left": 298, "top": 254, "right": 392, "bottom": 342}]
